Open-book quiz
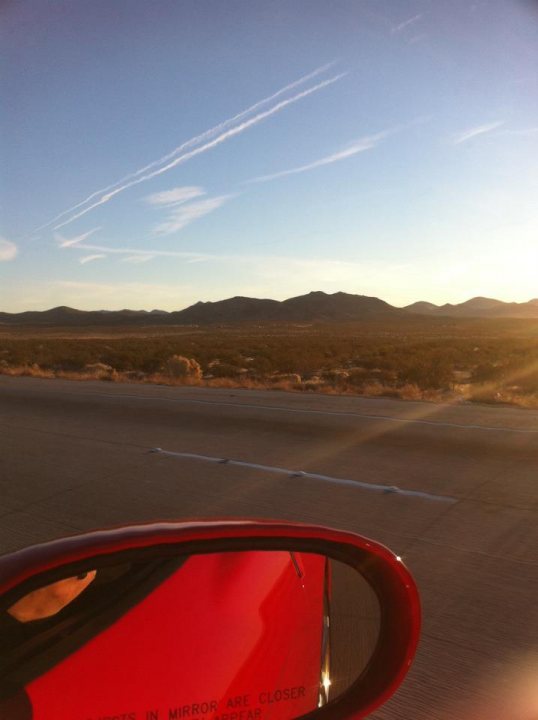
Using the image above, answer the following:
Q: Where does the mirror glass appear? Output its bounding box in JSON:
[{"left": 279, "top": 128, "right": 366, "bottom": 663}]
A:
[{"left": 0, "top": 550, "right": 380, "bottom": 720}]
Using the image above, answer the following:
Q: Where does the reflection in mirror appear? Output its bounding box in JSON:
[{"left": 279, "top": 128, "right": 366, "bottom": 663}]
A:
[
  {"left": 7, "top": 571, "right": 97, "bottom": 623},
  {"left": 0, "top": 551, "right": 380, "bottom": 720}
]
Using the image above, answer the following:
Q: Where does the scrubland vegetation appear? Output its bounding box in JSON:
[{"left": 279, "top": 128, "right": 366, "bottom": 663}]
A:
[{"left": 1, "top": 318, "right": 538, "bottom": 408}]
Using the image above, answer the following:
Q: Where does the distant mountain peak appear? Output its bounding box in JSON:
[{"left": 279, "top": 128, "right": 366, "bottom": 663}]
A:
[
  {"left": 404, "top": 296, "right": 538, "bottom": 319},
  {"left": 460, "top": 297, "right": 504, "bottom": 309},
  {"left": 404, "top": 301, "right": 439, "bottom": 313}
]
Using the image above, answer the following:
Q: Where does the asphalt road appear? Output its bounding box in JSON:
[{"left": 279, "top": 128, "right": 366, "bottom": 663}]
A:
[{"left": 1, "top": 376, "right": 538, "bottom": 720}]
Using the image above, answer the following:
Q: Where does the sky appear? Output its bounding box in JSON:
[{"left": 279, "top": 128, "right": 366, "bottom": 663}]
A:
[{"left": 1, "top": 0, "right": 537, "bottom": 312}]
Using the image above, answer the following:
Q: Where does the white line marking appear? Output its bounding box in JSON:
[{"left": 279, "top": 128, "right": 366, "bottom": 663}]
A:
[
  {"left": 150, "top": 448, "right": 457, "bottom": 503},
  {"left": 72, "top": 389, "right": 538, "bottom": 435}
]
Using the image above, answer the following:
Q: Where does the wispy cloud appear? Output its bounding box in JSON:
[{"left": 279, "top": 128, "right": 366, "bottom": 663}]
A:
[
  {"left": 452, "top": 121, "right": 504, "bottom": 144},
  {"left": 497, "top": 127, "right": 538, "bottom": 137},
  {"left": 56, "top": 227, "right": 101, "bottom": 248},
  {"left": 121, "top": 255, "right": 155, "bottom": 264},
  {"left": 0, "top": 238, "right": 17, "bottom": 261},
  {"left": 247, "top": 130, "right": 392, "bottom": 184},
  {"left": 151, "top": 194, "right": 231, "bottom": 236},
  {"left": 79, "top": 254, "right": 107, "bottom": 264},
  {"left": 27, "top": 63, "right": 343, "bottom": 235},
  {"left": 58, "top": 238, "right": 214, "bottom": 262},
  {"left": 144, "top": 185, "right": 231, "bottom": 236},
  {"left": 391, "top": 13, "right": 422, "bottom": 34},
  {"left": 145, "top": 186, "right": 205, "bottom": 206}
]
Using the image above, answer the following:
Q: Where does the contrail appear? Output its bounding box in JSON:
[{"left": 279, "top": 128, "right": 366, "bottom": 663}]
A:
[
  {"left": 129, "top": 60, "right": 338, "bottom": 180},
  {"left": 391, "top": 13, "right": 422, "bottom": 34},
  {"left": 55, "top": 227, "right": 101, "bottom": 248},
  {"left": 248, "top": 130, "right": 392, "bottom": 184},
  {"left": 452, "top": 121, "right": 504, "bottom": 145},
  {"left": 28, "top": 62, "right": 339, "bottom": 236},
  {"left": 54, "top": 73, "right": 345, "bottom": 230}
]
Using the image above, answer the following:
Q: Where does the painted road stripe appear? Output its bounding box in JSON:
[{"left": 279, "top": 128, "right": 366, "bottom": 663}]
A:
[
  {"left": 72, "top": 389, "right": 538, "bottom": 435},
  {"left": 150, "top": 448, "right": 457, "bottom": 503}
]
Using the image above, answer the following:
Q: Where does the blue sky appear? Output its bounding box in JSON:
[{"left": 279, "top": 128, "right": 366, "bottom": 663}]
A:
[{"left": 1, "top": 0, "right": 537, "bottom": 311}]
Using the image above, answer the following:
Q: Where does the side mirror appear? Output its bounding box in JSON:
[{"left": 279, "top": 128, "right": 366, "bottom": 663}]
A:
[{"left": 0, "top": 521, "right": 420, "bottom": 720}]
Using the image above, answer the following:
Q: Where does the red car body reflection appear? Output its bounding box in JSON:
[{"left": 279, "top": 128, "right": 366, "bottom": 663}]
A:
[{"left": 26, "top": 551, "right": 327, "bottom": 720}]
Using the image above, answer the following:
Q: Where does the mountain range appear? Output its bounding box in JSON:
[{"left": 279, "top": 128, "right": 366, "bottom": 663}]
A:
[
  {"left": 404, "top": 296, "right": 538, "bottom": 318},
  {"left": 1, "top": 292, "right": 538, "bottom": 326}
]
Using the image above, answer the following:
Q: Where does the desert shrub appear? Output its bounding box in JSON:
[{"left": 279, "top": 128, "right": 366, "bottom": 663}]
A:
[
  {"left": 165, "top": 355, "right": 202, "bottom": 380},
  {"left": 321, "top": 369, "right": 348, "bottom": 384},
  {"left": 271, "top": 373, "right": 302, "bottom": 384},
  {"left": 397, "top": 383, "right": 424, "bottom": 401},
  {"left": 98, "top": 350, "right": 134, "bottom": 371},
  {"left": 138, "top": 353, "right": 164, "bottom": 373},
  {"left": 468, "top": 388, "right": 504, "bottom": 404},
  {"left": 370, "top": 368, "right": 397, "bottom": 382},
  {"left": 85, "top": 362, "right": 114, "bottom": 375},
  {"left": 123, "top": 370, "right": 147, "bottom": 381},
  {"left": 510, "top": 368, "right": 538, "bottom": 394},
  {"left": 207, "top": 362, "right": 244, "bottom": 378},
  {"left": 471, "top": 362, "right": 503, "bottom": 383},
  {"left": 249, "top": 356, "right": 274, "bottom": 375},
  {"left": 398, "top": 355, "right": 453, "bottom": 390},
  {"left": 358, "top": 381, "right": 388, "bottom": 396},
  {"left": 302, "top": 381, "right": 322, "bottom": 391},
  {"left": 346, "top": 368, "right": 371, "bottom": 387},
  {"left": 83, "top": 363, "right": 120, "bottom": 381}
]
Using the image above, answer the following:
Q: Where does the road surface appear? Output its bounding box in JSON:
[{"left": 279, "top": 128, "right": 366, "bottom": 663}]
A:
[{"left": 1, "top": 376, "right": 538, "bottom": 719}]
